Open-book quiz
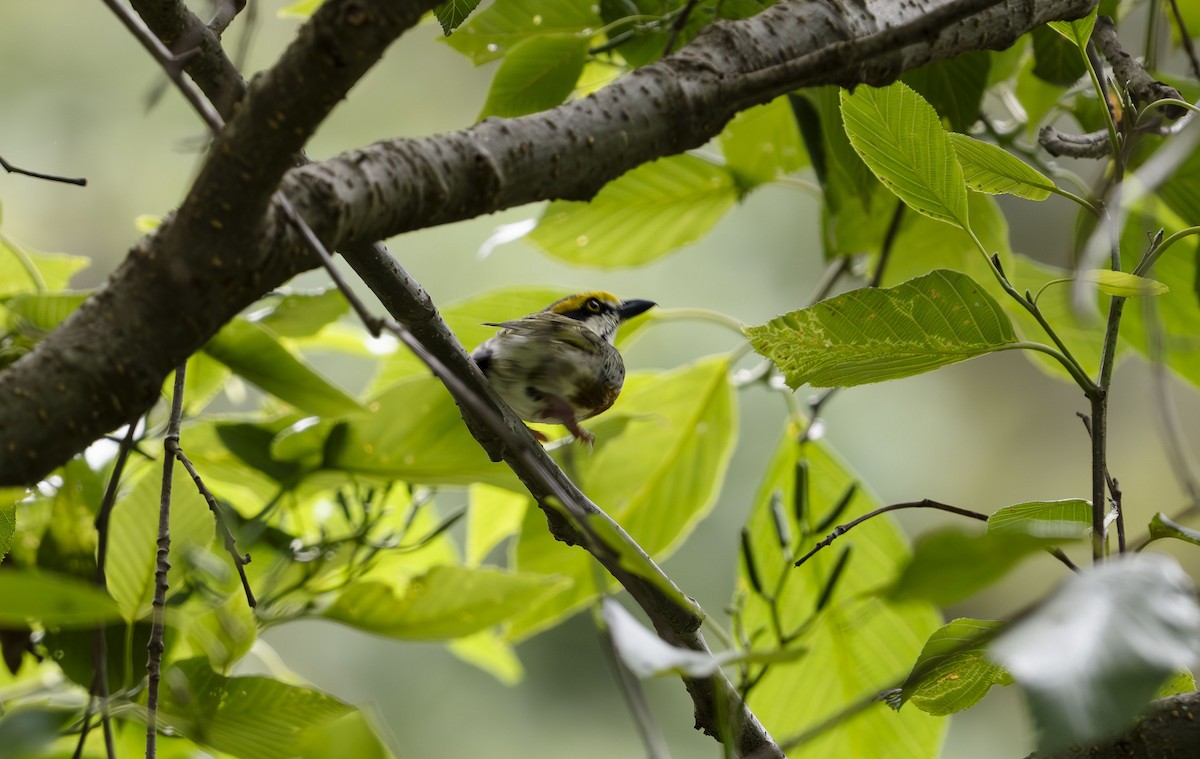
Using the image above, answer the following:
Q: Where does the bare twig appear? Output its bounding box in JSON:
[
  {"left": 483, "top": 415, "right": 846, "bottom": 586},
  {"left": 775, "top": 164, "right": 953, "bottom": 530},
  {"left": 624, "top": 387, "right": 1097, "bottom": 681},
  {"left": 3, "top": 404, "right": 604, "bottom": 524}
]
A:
[
  {"left": 794, "top": 499, "right": 989, "bottom": 567},
  {"left": 1167, "top": 0, "right": 1200, "bottom": 80},
  {"left": 208, "top": 0, "right": 246, "bottom": 36},
  {"left": 81, "top": 420, "right": 139, "bottom": 759},
  {"left": 99, "top": 0, "right": 224, "bottom": 133},
  {"left": 173, "top": 446, "right": 256, "bottom": 607},
  {"left": 146, "top": 366, "right": 186, "bottom": 758},
  {"left": 0, "top": 154, "right": 87, "bottom": 186},
  {"left": 662, "top": 0, "right": 701, "bottom": 56}
]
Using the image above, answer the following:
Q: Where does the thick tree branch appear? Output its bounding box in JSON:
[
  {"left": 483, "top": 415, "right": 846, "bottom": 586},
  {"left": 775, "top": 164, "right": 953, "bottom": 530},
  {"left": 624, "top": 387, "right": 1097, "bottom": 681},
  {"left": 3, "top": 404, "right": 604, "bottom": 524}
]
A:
[
  {"left": 1034, "top": 691, "right": 1200, "bottom": 759},
  {"left": 0, "top": 0, "right": 1095, "bottom": 475}
]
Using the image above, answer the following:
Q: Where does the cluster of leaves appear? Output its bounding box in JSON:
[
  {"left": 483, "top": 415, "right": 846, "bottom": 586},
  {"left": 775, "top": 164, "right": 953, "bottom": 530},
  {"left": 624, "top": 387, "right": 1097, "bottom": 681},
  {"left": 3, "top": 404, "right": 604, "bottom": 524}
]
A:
[{"left": 4, "top": 0, "right": 1200, "bottom": 757}]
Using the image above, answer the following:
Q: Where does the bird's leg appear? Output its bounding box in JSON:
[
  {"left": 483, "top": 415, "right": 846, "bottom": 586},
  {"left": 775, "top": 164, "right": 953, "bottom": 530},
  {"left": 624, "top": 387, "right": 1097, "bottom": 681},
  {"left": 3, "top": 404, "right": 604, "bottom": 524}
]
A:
[{"left": 539, "top": 394, "right": 594, "bottom": 448}]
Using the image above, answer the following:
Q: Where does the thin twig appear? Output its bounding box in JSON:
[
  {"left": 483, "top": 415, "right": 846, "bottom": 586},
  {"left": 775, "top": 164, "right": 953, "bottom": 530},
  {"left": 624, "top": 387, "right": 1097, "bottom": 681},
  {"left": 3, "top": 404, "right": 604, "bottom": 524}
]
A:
[
  {"left": 146, "top": 366, "right": 186, "bottom": 758},
  {"left": 173, "top": 447, "right": 256, "bottom": 607},
  {"left": 869, "top": 200, "right": 905, "bottom": 288},
  {"left": 794, "top": 500, "right": 989, "bottom": 567},
  {"left": 0, "top": 154, "right": 87, "bottom": 186},
  {"left": 662, "top": 0, "right": 701, "bottom": 56},
  {"left": 99, "top": 0, "right": 224, "bottom": 133},
  {"left": 76, "top": 420, "right": 140, "bottom": 759},
  {"left": 598, "top": 605, "right": 671, "bottom": 759},
  {"left": 1168, "top": 0, "right": 1200, "bottom": 80}
]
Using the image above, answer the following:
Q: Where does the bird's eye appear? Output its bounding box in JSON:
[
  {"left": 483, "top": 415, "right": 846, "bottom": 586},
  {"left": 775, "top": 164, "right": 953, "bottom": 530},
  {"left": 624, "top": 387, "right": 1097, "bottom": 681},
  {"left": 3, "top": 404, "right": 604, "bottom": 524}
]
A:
[{"left": 586, "top": 298, "right": 602, "bottom": 313}]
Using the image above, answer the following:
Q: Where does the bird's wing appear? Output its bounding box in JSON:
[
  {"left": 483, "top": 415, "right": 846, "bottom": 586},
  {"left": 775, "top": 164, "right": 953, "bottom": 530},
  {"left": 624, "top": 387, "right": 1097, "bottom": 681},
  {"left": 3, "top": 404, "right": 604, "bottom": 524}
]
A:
[{"left": 484, "top": 314, "right": 600, "bottom": 351}]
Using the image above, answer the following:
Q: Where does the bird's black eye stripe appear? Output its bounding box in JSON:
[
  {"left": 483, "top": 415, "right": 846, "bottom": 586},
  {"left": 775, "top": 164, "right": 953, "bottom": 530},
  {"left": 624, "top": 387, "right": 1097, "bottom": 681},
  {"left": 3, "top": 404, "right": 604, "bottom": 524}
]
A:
[{"left": 586, "top": 298, "right": 602, "bottom": 313}]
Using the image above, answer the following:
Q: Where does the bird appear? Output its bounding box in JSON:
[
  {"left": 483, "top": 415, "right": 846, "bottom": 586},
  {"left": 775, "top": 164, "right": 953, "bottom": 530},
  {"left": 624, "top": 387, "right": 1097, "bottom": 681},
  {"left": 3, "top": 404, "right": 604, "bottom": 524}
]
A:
[{"left": 471, "top": 291, "right": 656, "bottom": 446}]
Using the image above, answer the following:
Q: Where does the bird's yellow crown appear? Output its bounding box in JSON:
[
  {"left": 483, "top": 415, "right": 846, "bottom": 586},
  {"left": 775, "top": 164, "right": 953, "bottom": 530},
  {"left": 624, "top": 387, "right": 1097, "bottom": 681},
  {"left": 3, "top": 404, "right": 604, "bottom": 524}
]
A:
[{"left": 545, "top": 291, "right": 620, "bottom": 314}]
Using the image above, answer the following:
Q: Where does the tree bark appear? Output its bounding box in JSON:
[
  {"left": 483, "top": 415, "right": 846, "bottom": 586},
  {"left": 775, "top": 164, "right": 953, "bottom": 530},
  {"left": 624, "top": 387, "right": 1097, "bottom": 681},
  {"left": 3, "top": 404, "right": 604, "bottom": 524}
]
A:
[
  {"left": 1035, "top": 691, "right": 1200, "bottom": 759},
  {"left": 0, "top": 0, "right": 1096, "bottom": 485}
]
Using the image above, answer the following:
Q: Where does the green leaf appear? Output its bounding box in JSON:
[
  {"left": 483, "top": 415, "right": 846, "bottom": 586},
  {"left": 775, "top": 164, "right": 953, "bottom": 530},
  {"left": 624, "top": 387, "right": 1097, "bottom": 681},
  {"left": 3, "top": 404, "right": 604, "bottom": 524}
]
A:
[
  {"left": 0, "top": 707, "right": 78, "bottom": 758},
  {"left": 276, "top": 0, "right": 321, "bottom": 18},
  {"left": 1048, "top": 9, "right": 1098, "bottom": 49},
  {"left": 948, "top": 133, "right": 1055, "bottom": 201},
  {"left": 255, "top": 288, "right": 348, "bottom": 338},
  {"left": 508, "top": 357, "right": 736, "bottom": 639},
  {"left": 105, "top": 468, "right": 215, "bottom": 622},
  {"left": 204, "top": 318, "right": 363, "bottom": 417},
  {"left": 738, "top": 432, "right": 944, "bottom": 757},
  {"left": 478, "top": 34, "right": 588, "bottom": 119},
  {"left": 323, "top": 566, "right": 568, "bottom": 639},
  {"left": 0, "top": 496, "right": 14, "bottom": 561},
  {"left": 890, "top": 529, "right": 1072, "bottom": 607},
  {"left": 899, "top": 618, "right": 1012, "bottom": 715},
  {"left": 1147, "top": 512, "right": 1200, "bottom": 548},
  {"left": 435, "top": 0, "right": 483, "bottom": 35},
  {"left": 987, "top": 499, "right": 1092, "bottom": 539},
  {"left": 444, "top": 0, "right": 601, "bottom": 64},
  {"left": 1031, "top": 24, "right": 1087, "bottom": 86},
  {"left": 182, "top": 593, "right": 258, "bottom": 671},
  {"left": 719, "top": 96, "right": 807, "bottom": 188},
  {"left": 1084, "top": 269, "right": 1170, "bottom": 297},
  {"left": 0, "top": 240, "right": 88, "bottom": 296},
  {"left": 901, "top": 51, "right": 991, "bottom": 132},
  {"left": 527, "top": 154, "right": 737, "bottom": 267},
  {"left": 295, "top": 710, "right": 397, "bottom": 759},
  {"left": 840, "top": 81, "right": 969, "bottom": 228},
  {"left": 746, "top": 269, "right": 1017, "bottom": 389},
  {"left": 0, "top": 570, "right": 120, "bottom": 627},
  {"left": 3, "top": 291, "right": 88, "bottom": 332},
  {"left": 328, "top": 376, "right": 516, "bottom": 487},
  {"left": 466, "top": 484, "right": 529, "bottom": 566},
  {"left": 448, "top": 630, "right": 525, "bottom": 685},
  {"left": 156, "top": 658, "right": 354, "bottom": 759},
  {"left": 990, "top": 554, "right": 1200, "bottom": 754}
]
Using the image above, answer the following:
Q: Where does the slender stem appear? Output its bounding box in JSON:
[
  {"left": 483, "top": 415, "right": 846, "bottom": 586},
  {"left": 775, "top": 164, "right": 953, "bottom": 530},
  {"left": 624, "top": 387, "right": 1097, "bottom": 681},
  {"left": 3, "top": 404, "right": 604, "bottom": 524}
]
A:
[
  {"left": 1083, "top": 40, "right": 1122, "bottom": 159},
  {"left": 1168, "top": 0, "right": 1200, "bottom": 79},
  {"left": 870, "top": 200, "right": 905, "bottom": 288},
  {"left": 966, "top": 229, "right": 1099, "bottom": 398},
  {"left": 794, "top": 499, "right": 988, "bottom": 568},
  {"left": 652, "top": 307, "right": 747, "bottom": 337},
  {"left": 174, "top": 446, "right": 256, "bottom": 607},
  {"left": 0, "top": 154, "right": 87, "bottom": 186},
  {"left": 1, "top": 232, "right": 48, "bottom": 292},
  {"left": 146, "top": 365, "right": 186, "bottom": 758},
  {"left": 1134, "top": 226, "right": 1200, "bottom": 276},
  {"left": 99, "top": 0, "right": 223, "bottom": 133},
  {"left": 1046, "top": 184, "right": 1102, "bottom": 217}
]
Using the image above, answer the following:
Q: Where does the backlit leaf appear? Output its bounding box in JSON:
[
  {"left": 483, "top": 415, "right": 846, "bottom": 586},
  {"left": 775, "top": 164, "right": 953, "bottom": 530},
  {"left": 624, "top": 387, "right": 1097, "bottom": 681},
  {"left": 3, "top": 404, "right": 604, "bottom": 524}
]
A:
[
  {"left": 528, "top": 155, "right": 737, "bottom": 267},
  {"left": 840, "top": 82, "right": 969, "bottom": 228},
  {"left": 746, "top": 269, "right": 1016, "bottom": 389},
  {"left": 949, "top": 133, "right": 1055, "bottom": 201},
  {"left": 899, "top": 618, "right": 1012, "bottom": 715},
  {"left": 323, "top": 566, "right": 567, "bottom": 639},
  {"left": 478, "top": 34, "right": 588, "bottom": 119}
]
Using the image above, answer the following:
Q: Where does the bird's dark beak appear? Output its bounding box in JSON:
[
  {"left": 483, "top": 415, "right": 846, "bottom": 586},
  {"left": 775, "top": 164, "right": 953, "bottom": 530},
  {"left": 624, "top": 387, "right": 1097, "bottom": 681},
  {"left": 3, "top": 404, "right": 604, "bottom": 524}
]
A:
[{"left": 617, "top": 299, "right": 656, "bottom": 320}]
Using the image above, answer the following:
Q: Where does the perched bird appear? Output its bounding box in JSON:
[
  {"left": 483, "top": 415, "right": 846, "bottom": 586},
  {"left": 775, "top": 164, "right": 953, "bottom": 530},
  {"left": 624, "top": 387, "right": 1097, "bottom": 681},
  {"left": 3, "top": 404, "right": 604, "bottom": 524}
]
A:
[{"left": 471, "top": 291, "right": 656, "bottom": 445}]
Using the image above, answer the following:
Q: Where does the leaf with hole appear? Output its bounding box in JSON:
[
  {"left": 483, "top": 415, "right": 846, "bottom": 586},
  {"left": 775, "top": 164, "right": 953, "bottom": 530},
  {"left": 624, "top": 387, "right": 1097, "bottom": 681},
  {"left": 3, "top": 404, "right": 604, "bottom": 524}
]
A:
[
  {"left": 746, "top": 269, "right": 1017, "bottom": 389},
  {"left": 897, "top": 618, "right": 1012, "bottom": 715}
]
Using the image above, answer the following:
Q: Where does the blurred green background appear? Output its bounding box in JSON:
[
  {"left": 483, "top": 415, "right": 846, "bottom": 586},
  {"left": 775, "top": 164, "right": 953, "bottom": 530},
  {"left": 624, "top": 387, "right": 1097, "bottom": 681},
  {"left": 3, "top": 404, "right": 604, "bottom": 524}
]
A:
[{"left": 3, "top": 2, "right": 1198, "bottom": 756}]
